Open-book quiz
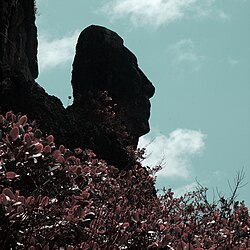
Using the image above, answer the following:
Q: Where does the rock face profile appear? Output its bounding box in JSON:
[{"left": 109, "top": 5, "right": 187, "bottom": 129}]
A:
[
  {"left": 0, "top": 0, "right": 155, "bottom": 169},
  {"left": 70, "top": 25, "right": 155, "bottom": 167}
]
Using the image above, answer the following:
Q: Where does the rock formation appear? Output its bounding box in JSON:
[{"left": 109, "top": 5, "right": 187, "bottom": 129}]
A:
[
  {"left": 69, "top": 25, "right": 155, "bottom": 167},
  {"left": 0, "top": 0, "right": 155, "bottom": 169},
  {"left": 0, "top": 0, "right": 38, "bottom": 81},
  {"left": 0, "top": 0, "right": 72, "bottom": 152}
]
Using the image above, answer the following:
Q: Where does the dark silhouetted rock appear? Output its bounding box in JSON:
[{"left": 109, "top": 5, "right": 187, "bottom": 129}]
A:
[
  {"left": 0, "top": 0, "right": 155, "bottom": 169},
  {"left": 0, "top": 0, "right": 38, "bottom": 81},
  {"left": 72, "top": 25, "right": 155, "bottom": 141},
  {"left": 0, "top": 0, "right": 72, "bottom": 148},
  {"left": 70, "top": 25, "right": 155, "bottom": 168}
]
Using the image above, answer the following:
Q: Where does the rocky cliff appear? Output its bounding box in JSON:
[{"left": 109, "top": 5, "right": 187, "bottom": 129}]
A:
[
  {"left": 0, "top": 0, "right": 38, "bottom": 81},
  {"left": 0, "top": 0, "right": 155, "bottom": 169}
]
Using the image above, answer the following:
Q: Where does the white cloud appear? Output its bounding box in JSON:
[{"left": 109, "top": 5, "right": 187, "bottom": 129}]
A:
[
  {"left": 168, "top": 39, "right": 204, "bottom": 71},
  {"left": 138, "top": 129, "right": 206, "bottom": 178},
  {"left": 173, "top": 182, "right": 197, "bottom": 197},
  {"left": 101, "top": 0, "right": 226, "bottom": 27},
  {"left": 38, "top": 31, "right": 79, "bottom": 72},
  {"left": 169, "top": 39, "right": 198, "bottom": 63},
  {"left": 227, "top": 57, "right": 239, "bottom": 66},
  {"left": 218, "top": 11, "right": 230, "bottom": 21}
]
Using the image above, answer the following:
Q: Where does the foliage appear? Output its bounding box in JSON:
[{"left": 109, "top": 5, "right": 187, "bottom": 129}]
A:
[{"left": 0, "top": 111, "right": 249, "bottom": 249}]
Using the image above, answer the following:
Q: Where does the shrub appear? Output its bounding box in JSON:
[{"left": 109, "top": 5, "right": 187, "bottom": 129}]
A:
[{"left": 0, "top": 111, "right": 249, "bottom": 249}]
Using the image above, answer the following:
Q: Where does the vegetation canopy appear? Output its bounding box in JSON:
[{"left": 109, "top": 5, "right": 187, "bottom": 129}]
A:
[{"left": 0, "top": 111, "right": 249, "bottom": 249}]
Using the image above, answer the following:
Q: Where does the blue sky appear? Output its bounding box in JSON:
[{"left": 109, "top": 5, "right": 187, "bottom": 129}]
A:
[{"left": 36, "top": 0, "right": 250, "bottom": 206}]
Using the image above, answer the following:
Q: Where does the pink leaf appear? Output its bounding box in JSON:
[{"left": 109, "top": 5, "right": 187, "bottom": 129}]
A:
[
  {"left": 10, "top": 126, "right": 19, "bottom": 141},
  {"left": 159, "top": 224, "right": 165, "bottom": 231},
  {"left": 5, "top": 111, "right": 13, "bottom": 120},
  {"left": 17, "top": 196, "right": 26, "bottom": 204},
  {"left": 81, "top": 191, "right": 90, "bottom": 200},
  {"left": 12, "top": 114, "right": 17, "bottom": 122},
  {"left": 66, "top": 155, "right": 76, "bottom": 164},
  {"left": 26, "top": 196, "right": 35, "bottom": 206},
  {"left": 56, "top": 155, "right": 65, "bottom": 164},
  {"left": 15, "top": 190, "right": 20, "bottom": 198},
  {"left": 74, "top": 147, "right": 82, "bottom": 155},
  {"left": 43, "top": 145, "right": 52, "bottom": 154},
  {"left": 17, "top": 115, "right": 28, "bottom": 126},
  {"left": 47, "top": 135, "right": 54, "bottom": 144},
  {"left": 27, "top": 126, "right": 33, "bottom": 132},
  {"left": 53, "top": 150, "right": 61, "bottom": 159},
  {"left": 17, "top": 205, "right": 24, "bottom": 213},
  {"left": 41, "top": 196, "right": 49, "bottom": 207},
  {"left": 34, "top": 143, "right": 43, "bottom": 154},
  {"left": 59, "top": 144, "right": 65, "bottom": 154},
  {"left": 6, "top": 171, "right": 18, "bottom": 179},
  {"left": 3, "top": 188, "right": 15, "bottom": 200},
  {"left": 24, "top": 133, "right": 32, "bottom": 146},
  {"left": 0, "top": 193, "right": 8, "bottom": 205},
  {"left": 134, "top": 211, "right": 140, "bottom": 222},
  {"left": 122, "top": 222, "right": 130, "bottom": 228},
  {"left": 0, "top": 115, "right": 5, "bottom": 124}
]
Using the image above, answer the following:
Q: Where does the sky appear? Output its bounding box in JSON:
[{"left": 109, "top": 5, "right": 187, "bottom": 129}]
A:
[{"left": 36, "top": 0, "right": 250, "bottom": 206}]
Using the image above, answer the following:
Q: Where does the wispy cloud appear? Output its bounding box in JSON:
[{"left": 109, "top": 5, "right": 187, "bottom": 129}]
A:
[
  {"left": 173, "top": 182, "right": 198, "bottom": 197},
  {"left": 227, "top": 57, "right": 239, "bottom": 66},
  {"left": 168, "top": 39, "right": 204, "bottom": 71},
  {"left": 218, "top": 11, "right": 230, "bottom": 21},
  {"left": 38, "top": 31, "right": 79, "bottom": 72},
  {"left": 101, "top": 0, "right": 226, "bottom": 28},
  {"left": 138, "top": 129, "right": 206, "bottom": 178}
]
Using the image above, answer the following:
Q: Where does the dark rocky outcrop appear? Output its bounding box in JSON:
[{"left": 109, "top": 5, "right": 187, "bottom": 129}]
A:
[
  {"left": 0, "top": 0, "right": 72, "bottom": 152},
  {"left": 0, "top": 0, "right": 155, "bottom": 169},
  {"left": 0, "top": 0, "right": 38, "bottom": 81},
  {"left": 69, "top": 25, "right": 155, "bottom": 167},
  {"left": 71, "top": 25, "right": 155, "bottom": 145}
]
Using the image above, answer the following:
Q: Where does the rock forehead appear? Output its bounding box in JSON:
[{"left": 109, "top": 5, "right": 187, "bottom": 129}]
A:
[{"left": 78, "top": 25, "right": 124, "bottom": 48}]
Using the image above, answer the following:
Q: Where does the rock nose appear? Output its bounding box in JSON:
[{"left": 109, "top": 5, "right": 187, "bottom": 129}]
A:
[
  {"left": 143, "top": 82, "right": 155, "bottom": 99},
  {"left": 139, "top": 69, "right": 155, "bottom": 98}
]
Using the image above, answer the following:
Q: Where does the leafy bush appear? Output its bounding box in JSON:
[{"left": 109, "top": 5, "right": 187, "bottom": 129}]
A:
[{"left": 0, "top": 111, "right": 249, "bottom": 249}]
